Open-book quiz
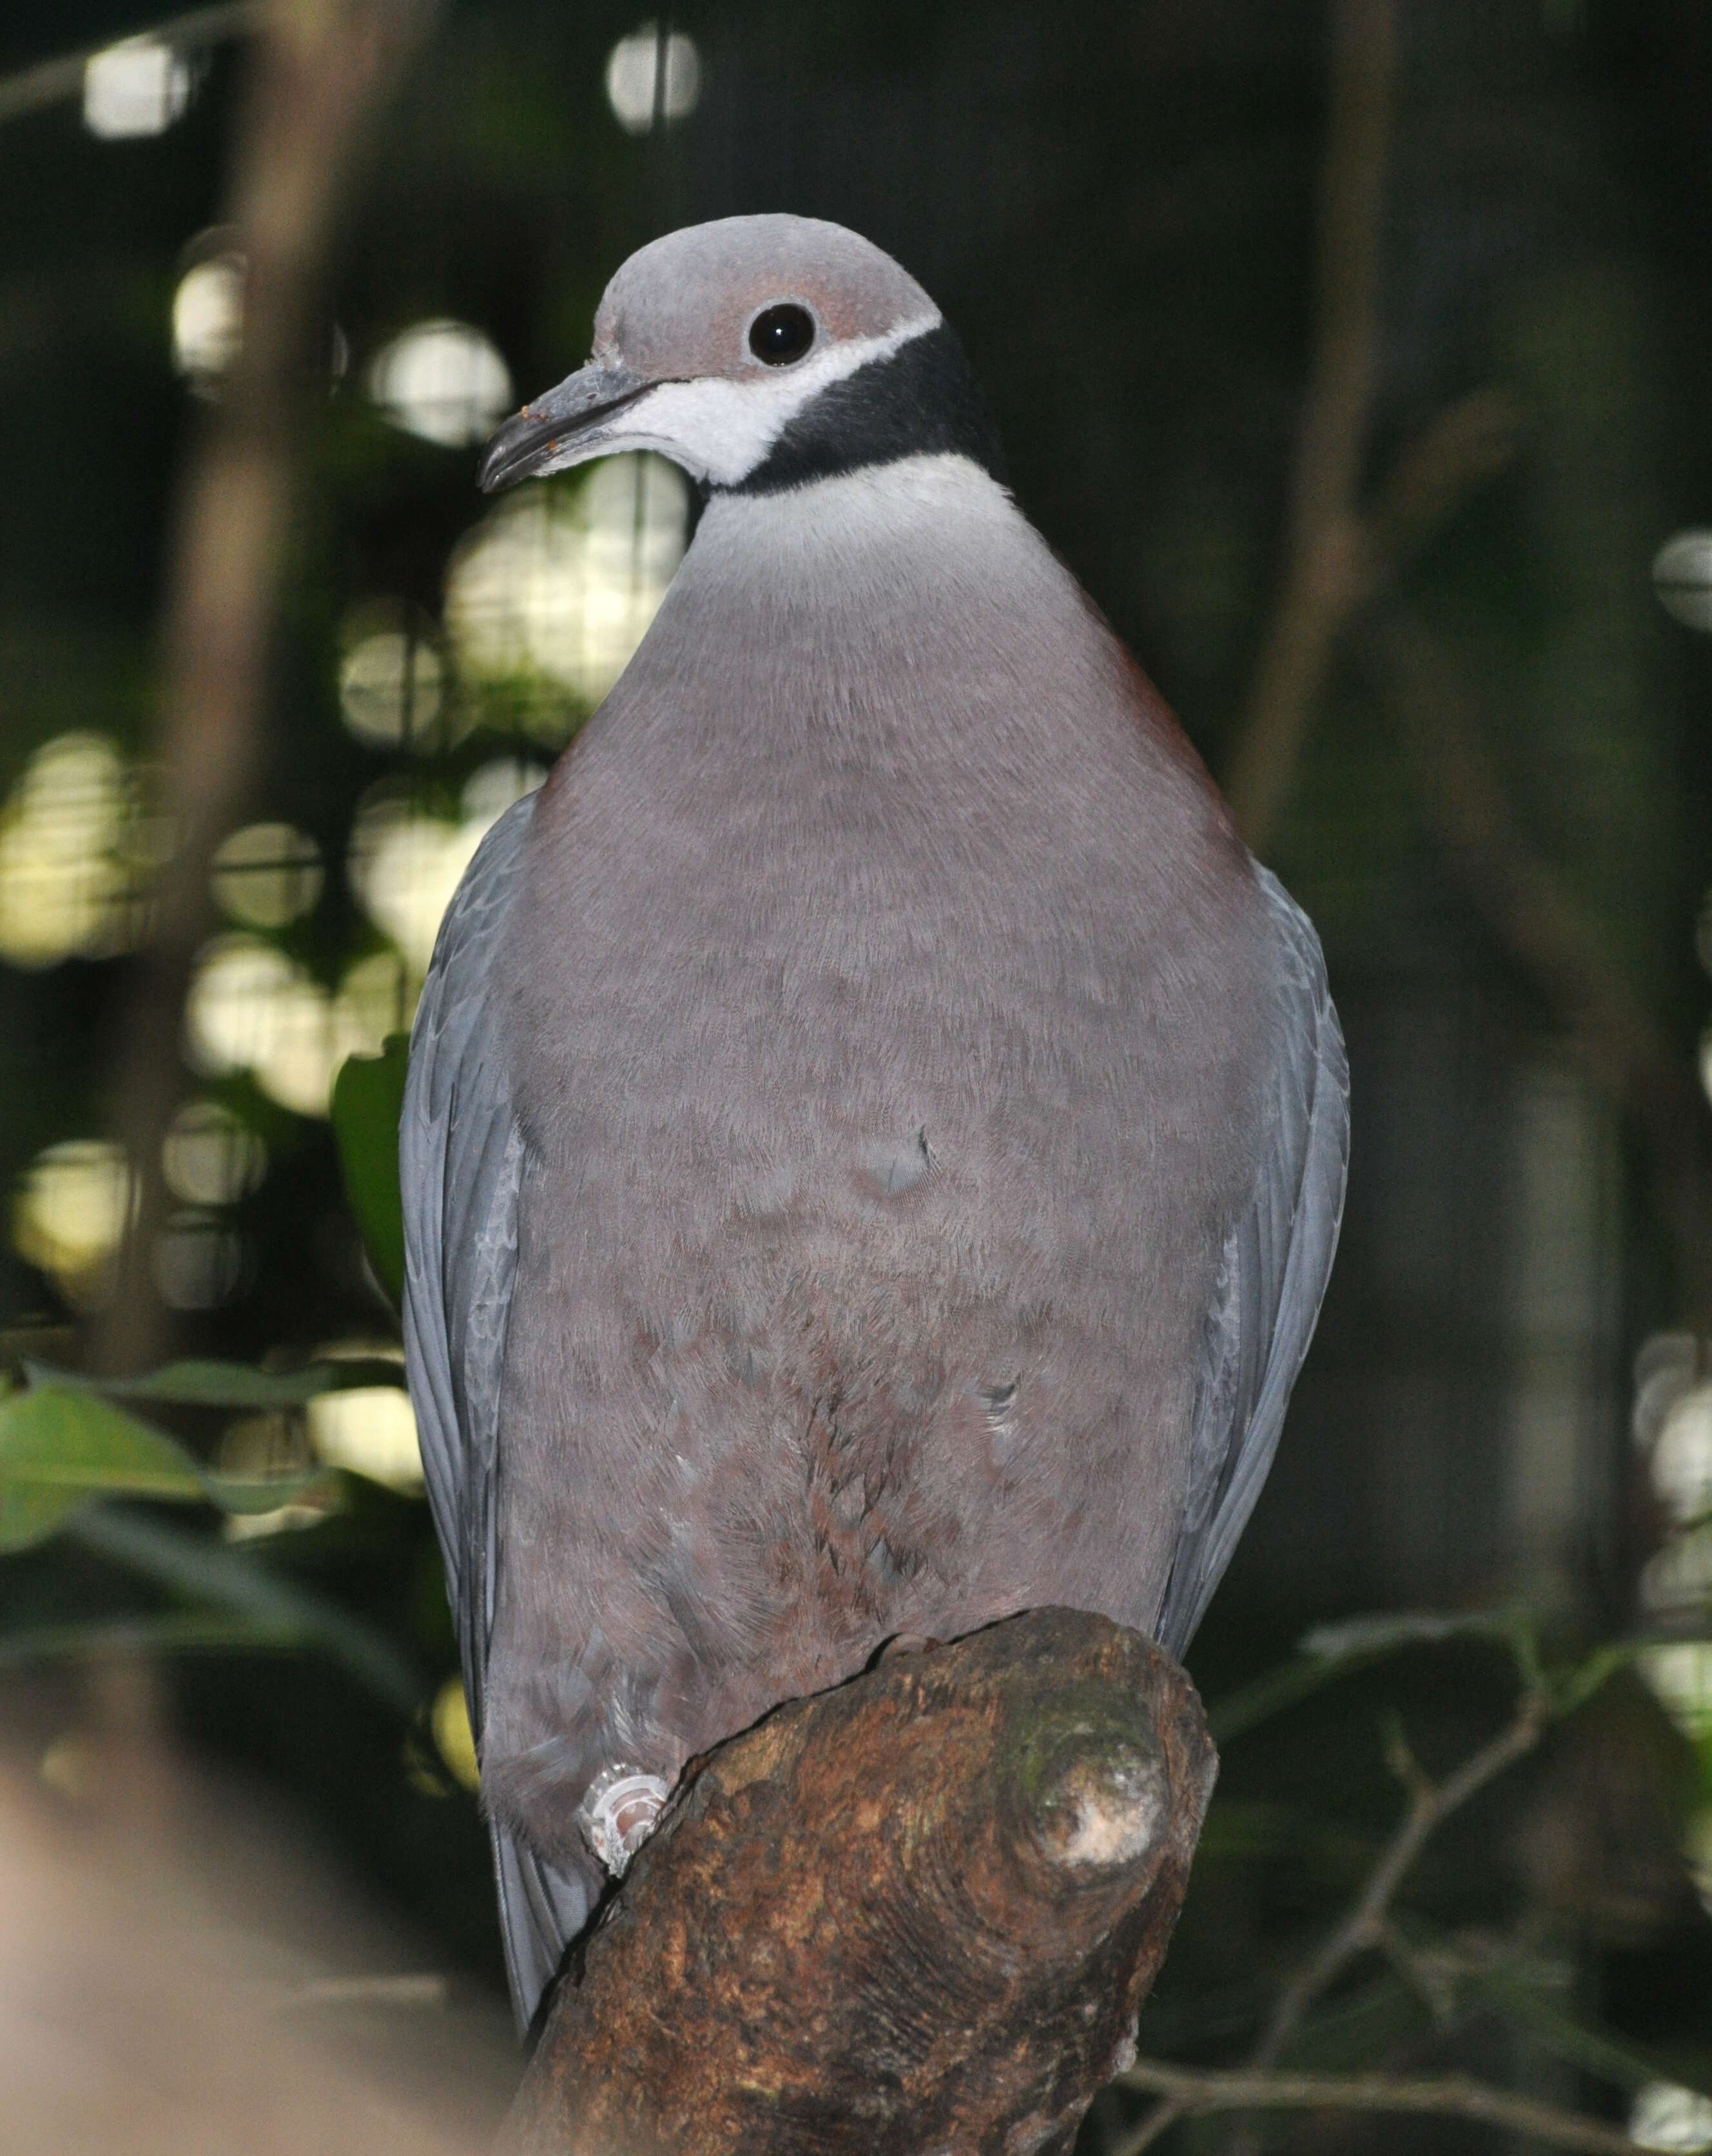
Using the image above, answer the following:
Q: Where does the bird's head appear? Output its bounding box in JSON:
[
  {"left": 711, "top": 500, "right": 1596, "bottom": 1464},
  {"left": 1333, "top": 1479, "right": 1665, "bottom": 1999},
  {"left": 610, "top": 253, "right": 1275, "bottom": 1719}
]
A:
[{"left": 478, "top": 214, "right": 1005, "bottom": 497}]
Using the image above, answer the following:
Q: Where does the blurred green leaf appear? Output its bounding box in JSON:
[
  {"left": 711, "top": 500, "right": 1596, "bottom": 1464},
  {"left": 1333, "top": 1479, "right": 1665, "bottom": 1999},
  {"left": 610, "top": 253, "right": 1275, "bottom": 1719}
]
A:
[
  {"left": 0, "top": 1611, "right": 303, "bottom": 1664},
  {"left": 1211, "top": 1610, "right": 1537, "bottom": 1744},
  {"left": 66, "top": 1507, "right": 422, "bottom": 1714},
  {"left": 1209, "top": 1652, "right": 1359, "bottom": 1744},
  {"left": 1280, "top": 1970, "right": 1433, "bottom": 2073},
  {"left": 1195, "top": 1798, "right": 1381, "bottom": 1882},
  {"left": 23, "top": 1355, "right": 403, "bottom": 1407},
  {"left": 332, "top": 1034, "right": 409, "bottom": 1307},
  {"left": 1196, "top": 1798, "right": 1303, "bottom": 1860},
  {"left": 0, "top": 1386, "right": 199, "bottom": 1547},
  {"left": 1212, "top": 1608, "right": 1653, "bottom": 1749},
  {"left": 1550, "top": 1638, "right": 1654, "bottom": 1716},
  {"left": 0, "top": 1386, "right": 330, "bottom": 1551},
  {"left": 1477, "top": 1968, "right": 1712, "bottom": 2101},
  {"left": 1298, "top": 1609, "right": 1522, "bottom": 1661}
]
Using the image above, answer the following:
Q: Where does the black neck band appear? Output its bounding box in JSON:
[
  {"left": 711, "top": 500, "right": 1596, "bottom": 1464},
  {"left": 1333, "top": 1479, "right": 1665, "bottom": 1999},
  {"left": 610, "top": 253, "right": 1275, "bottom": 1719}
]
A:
[{"left": 724, "top": 321, "right": 1008, "bottom": 496}]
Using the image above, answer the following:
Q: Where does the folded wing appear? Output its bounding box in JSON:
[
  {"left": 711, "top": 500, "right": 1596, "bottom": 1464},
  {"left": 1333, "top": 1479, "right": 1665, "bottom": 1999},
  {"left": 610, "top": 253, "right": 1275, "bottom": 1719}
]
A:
[
  {"left": 400, "top": 794, "right": 597, "bottom": 2032},
  {"left": 1154, "top": 866, "right": 1350, "bottom": 1657}
]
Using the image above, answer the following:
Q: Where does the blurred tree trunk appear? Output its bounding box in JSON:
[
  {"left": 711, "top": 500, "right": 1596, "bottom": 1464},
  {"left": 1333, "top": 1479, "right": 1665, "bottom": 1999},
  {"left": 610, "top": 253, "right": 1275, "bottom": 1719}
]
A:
[
  {"left": 1373, "top": 612, "right": 1712, "bottom": 1325},
  {"left": 91, "top": 0, "right": 440, "bottom": 1375},
  {"left": 1224, "top": 0, "right": 1712, "bottom": 1326},
  {"left": 498, "top": 1610, "right": 1216, "bottom": 2156}
]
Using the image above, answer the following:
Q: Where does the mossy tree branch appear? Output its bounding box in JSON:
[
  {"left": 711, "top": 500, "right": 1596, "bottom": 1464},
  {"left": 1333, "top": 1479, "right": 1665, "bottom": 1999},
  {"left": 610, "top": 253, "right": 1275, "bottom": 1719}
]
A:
[{"left": 497, "top": 1609, "right": 1217, "bottom": 2156}]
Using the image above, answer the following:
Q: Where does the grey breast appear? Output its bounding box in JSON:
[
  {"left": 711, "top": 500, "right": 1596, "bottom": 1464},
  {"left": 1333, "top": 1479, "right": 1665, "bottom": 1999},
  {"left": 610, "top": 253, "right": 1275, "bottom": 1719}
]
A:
[{"left": 399, "top": 456, "right": 1347, "bottom": 2035}]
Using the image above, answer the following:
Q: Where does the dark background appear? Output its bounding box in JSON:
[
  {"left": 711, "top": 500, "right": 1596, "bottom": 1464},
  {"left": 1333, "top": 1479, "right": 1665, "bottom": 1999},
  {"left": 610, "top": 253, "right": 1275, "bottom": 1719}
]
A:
[{"left": 1, "top": 3, "right": 1709, "bottom": 2148}]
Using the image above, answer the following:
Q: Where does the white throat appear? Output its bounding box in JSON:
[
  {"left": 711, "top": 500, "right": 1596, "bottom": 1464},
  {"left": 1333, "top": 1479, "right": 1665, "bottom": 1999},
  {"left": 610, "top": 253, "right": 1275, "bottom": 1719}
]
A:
[{"left": 570, "top": 314, "right": 942, "bottom": 489}]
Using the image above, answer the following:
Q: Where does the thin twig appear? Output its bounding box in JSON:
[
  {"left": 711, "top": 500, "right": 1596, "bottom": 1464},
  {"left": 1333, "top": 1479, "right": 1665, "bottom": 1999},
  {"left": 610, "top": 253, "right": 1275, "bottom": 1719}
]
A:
[
  {"left": 0, "top": 3, "right": 266, "bottom": 127},
  {"left": 1115, "top": 2063, "right": 1646, "bottom": 2156},
  {"left": 1374, "top": 1917, "right": 1457, "bottom": 2024},
  {"left": 1366, "top": 387, "right": 1522, "bottom": 563},
  {"left": 1249, "top": 1687, "right": 1548, "bottom": 2073},
  {"left": 1224, "top": 0, "right": 1397, "bottom": 850},
  {"left": 1221, "top": 1, "right": 1524, "bottom": 857},
  {"left": 1115, "top": 1683, "right": 1551, "bottom": 2156}
]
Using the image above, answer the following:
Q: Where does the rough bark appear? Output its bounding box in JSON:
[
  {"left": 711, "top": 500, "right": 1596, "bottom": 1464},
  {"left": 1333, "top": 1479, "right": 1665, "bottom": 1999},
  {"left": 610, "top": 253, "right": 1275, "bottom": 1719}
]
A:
[{"left": 497, "top": 1608, "right": 1216, "bottom": 2156}]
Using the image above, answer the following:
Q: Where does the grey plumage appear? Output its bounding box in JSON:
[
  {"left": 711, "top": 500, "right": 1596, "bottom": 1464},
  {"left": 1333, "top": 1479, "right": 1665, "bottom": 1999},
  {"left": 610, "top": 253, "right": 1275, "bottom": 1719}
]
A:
[
  {"left": 402, "top": 216, "right": 1348, "bottom": 2032},
  {"left": 401, "top": 798, "right": 593, "bottom": 2015}
]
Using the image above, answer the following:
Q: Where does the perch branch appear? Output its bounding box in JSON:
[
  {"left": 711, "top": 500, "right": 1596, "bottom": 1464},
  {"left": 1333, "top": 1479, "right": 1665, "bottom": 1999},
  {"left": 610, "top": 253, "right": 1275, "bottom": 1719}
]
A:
[{"left": 497, "top": 1609, "right": 1216, "bottom": 2156}]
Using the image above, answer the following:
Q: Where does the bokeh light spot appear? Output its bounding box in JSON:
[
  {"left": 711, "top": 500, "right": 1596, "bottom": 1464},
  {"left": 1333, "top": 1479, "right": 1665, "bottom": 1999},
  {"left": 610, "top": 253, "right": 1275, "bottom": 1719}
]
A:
[
  {"left": 185, "top": 936, "right": 295, "bottom": 1073},
  {"left": 1638, "top": 1643, "right": 1712, "bottom": 1741},
  {"left": 251, "top": 978, "right": 338, "bottom": 1117},
  {"left": 220, "top": 1409, "right": 313, "bottom": 1478},
  {"left": 366, "top": 320, "right": 512, "bottom": 449},
  {"left": 1640, "top": 1524, "right": 1712, "bottom": 1617},
  {"left": 605, "top": 24, "right": 701, "bottom": 132},
  {"left": 1651, "top": 1384, "right": 1712, "bottom": 1527},
  {"left": 172, "top": 255, "right": 245, "bottom": 387},
  {"left": 1653, "top": 532, "right": 1712, "bottom": 634},
  {"left": 217, "top": 1404, "right": 333, "bottom": 1535},
  {"left": 308, "top": 1386, "right": 423, "bottom": 1492},
  {"left": 14, "top": 1139, "right": 134, "bottom": 1304},
  {"left": 431, "top": 1674, "right": 480, "bottom": 1790},
  {"left": 1631, "top": 2083, "right": 1712, "bottom": 2153},
  {"left": 153, "top": 1210, "right": 246, "bottom": 1310},
  {"left": 445, "top": 455, "right": 688, "bottom": 723},
  {"left": 162, "top": 1099, "right": 268, "bottom": 1208},
  {"left": 211, "top": 821, "right": 324, "bottom": 930},
  {"left": 461, "top": 756, "right": 547, "bottom": 825},
  {"left": 0, "top": 733, "right": 151, "bottom": 968},
  {"left": 83, "top": 37, "right": 192, "bottom": 139},
  {"left": 338, "top": 622, "right": 447, "bottom": 750},
  {"left": 347, "top": 796, "right": 483, "bottom": 978},
  {"left": 333, "top": 948, "right": 418, "bottom": 1062},
  {"left": 341, "top": 766, "right": 531, "bottom": 979},
  {"left": 184, "top": 936, "right": 340, "bottom": 1117}
]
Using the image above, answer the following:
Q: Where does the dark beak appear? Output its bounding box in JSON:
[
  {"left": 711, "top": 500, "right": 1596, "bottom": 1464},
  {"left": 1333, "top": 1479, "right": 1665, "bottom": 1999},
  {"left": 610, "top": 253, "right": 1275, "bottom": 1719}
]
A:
[{"left": 477, "top": 360, "right": 654, "bottom": 492}]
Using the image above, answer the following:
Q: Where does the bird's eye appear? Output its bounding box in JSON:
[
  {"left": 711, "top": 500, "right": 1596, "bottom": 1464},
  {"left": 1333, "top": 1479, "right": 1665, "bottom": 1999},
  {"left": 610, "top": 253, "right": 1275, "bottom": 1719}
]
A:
[{"left": 748, "top": 303, "right": 815, "bottom": 366}]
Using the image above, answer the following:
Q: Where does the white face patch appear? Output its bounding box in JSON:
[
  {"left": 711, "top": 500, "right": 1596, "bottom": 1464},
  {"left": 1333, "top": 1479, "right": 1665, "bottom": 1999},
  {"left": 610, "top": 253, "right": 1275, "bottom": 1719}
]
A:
[{"left": 533, "top": 313, "right": 941, "bottom": 490}]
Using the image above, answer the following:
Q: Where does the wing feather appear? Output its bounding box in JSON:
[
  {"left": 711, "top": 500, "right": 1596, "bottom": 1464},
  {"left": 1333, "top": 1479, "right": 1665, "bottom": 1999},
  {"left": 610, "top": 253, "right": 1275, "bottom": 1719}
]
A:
[
  {"left": 1154, "top": 865, "right": 1350, "bottom": 1656},
  {"left": 400, "top": 794, "right": 595, "bottom": 2032}
]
